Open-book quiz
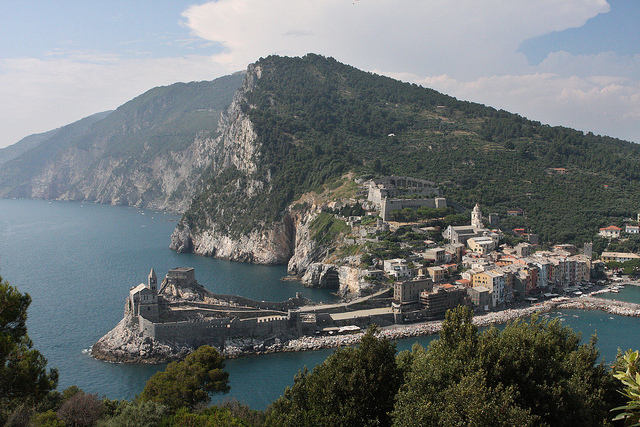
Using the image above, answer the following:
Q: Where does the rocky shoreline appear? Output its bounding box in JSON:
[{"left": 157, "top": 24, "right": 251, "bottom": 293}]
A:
[{"left": 92, "top": 291, "right": 640, "bottom": 363}]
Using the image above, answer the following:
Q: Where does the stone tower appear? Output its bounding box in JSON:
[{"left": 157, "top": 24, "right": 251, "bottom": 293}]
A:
[
  {"left": 148, "top": 268, "right": 157, "bottom": 294},
  {"left": 471, "top": 203, "right": 483, "bottom": 229}
]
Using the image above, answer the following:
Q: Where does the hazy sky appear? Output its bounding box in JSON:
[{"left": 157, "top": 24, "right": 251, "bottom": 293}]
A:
[{"left": 1, "top": 0, "right": 639, "bottom": 148}]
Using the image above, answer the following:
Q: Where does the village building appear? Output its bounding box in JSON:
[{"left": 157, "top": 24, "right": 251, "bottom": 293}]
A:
[
  {"left": 468, "top": 286, "right": 491, "bottom": 309},
  {"left": 419, "top": 285, "right": 467, "bottom": 319},
  {"left": 553, "top": 244, "right": 577, "bottom": 255},
  {"left": 601, "top": 252, "right": 640, "bottom": 263},
  {"left": 393, "top": 277, "right": 434, "bottom": 305},
  {"left": 599, "top": 225, "right": 622, "bottom": 238},
  {"left": 467, "top": 236, "right": 496, "bottom": 255},
  {"left": 362, "top": 269, "right": 386, "bottom": 281},
  {"left": 443, "top": 204, "right": 499, "bottom": 251},
  {"left": 383, "top": 258, "right": 412, "bottom": 279},
  {"left": 514, "top": 242, "right": 533, "bottom": 257},
  {"left": 423, "top": 247, "right": 446, "bottom": 264},
  {"left": 472, "top": 270, "right": 505, "bottom": 307},
  {"left": 626, "top": 225, "right": 640, "bottom": 234},
  {"left": 129, "top": 268, "right": 159, "bottom": 322},
  {"left": 427, "top": 266, "right": 446, "bottom": 283}
]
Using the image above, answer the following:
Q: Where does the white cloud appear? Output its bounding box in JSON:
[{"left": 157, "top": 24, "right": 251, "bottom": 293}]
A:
[{"left": 182, "top": 0, "right": 609, "bottom": 78}]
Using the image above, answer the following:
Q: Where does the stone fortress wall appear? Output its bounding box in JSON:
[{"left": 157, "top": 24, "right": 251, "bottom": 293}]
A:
[
  {"left": 366, "top": 176, "right": 446, "bottom": 221},
  {"left": 138, "top": 314, "right": 296, "bottom": 349}
]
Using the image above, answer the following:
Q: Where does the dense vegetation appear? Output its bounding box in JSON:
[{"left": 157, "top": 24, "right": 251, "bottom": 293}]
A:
[
  {"left": 0, "top": 276, "right": 58, "bottom": 416},
  {"left": 1, "top": 279, "right": 631, "bottom": 426},
  {"left": 181, "top": 54, "right": 640, "bottom": 247}
]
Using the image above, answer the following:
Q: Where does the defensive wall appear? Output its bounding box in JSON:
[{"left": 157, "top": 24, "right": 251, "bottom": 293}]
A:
[{"left": 138, "top": 313, "right": 300, "bottom": 348}]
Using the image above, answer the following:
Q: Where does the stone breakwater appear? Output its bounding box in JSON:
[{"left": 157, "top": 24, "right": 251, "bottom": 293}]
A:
[{"left": 221, "top": 295, "right": 640, "bottom": 358}]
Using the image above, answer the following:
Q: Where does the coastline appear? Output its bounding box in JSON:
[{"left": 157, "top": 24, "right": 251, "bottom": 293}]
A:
[
  {"left": 221, "top": 292, "right": 640, "bottom": 359},
  {"left": 92, "top": 286, "right": 640, "bottom": 363}
]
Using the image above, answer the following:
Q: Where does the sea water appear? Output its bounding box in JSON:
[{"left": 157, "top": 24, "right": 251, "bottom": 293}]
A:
[{"left": 0, "top": 199, "right": 639, "bottom": 409}]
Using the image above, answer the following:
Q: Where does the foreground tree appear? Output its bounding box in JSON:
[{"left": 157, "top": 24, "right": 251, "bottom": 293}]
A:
[
  {"left": 95, "top": 400, "right": 168, "bottom": 427},
  {"left": 266, "top": 325, "right": 402, "bottom": 427},
  {"left": 0, "top": 276, "right": 58, "bottom": 422},
  {"left": 139, "top": 345, "right": 230, "bottom": 412},
  {"left": 393, "top": 306, "right": 623, "bottom": 427},
  {"left": 612, "top": 349, "right": 640, "bottom": 426},
  {"left": 57, "top": 392, "right": 103, "bottom": 427}
]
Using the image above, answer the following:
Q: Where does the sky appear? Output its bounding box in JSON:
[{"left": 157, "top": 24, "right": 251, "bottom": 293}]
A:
[{"left": 0, "top": 0, "right": 639, "bottom": 148}]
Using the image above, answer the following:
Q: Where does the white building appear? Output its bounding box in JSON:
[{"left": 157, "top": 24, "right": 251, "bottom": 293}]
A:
[
  {"left": 383, "top": 259, "right": 411, "bottom": 279},
  {"left": 599, "top": 226, "right": 621, "bottom": 238}
]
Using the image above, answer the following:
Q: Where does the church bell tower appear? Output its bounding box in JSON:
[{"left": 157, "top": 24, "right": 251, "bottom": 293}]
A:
[
  {"left": 148, "top": 268, "right": 157, "bottom": 294},
  {"left": 471, "top": 203, "right": 483, "bottom": 229}
]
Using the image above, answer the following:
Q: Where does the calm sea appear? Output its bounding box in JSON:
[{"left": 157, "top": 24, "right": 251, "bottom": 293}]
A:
[{"left": 0, "top": 199, "right": 639, "bottom": 409}]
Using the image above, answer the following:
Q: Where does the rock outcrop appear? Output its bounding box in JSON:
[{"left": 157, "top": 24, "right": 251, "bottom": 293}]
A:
[
  {"left": 91, "top": 303, "right": 192, "bottom": 364},
  {"left": 301, "top": 263, "right": 341, "bottom": 289},
  {"left": 170, "top": 215, "right": 296, "bottom": 265},
  {"left": 300, "top": 262, "right": 368, "bottom": 298},
  {"left": 287, "top": 208, "right": 325, "bottom": 275}
]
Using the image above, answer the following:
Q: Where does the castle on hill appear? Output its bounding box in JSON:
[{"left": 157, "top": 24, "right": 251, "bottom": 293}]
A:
[{"left": 366, "top": 176, "right": 446, "bottom": 221}]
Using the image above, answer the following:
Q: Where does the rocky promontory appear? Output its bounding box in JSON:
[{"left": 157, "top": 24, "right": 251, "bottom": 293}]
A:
[{"left": 91, "top": 316, "right": 192, "bottom": 364}]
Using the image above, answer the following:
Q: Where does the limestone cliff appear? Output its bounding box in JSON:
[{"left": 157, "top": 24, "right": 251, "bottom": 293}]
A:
[
  {"left": 171, "top": 213, "right": 296, "bottom": 265},
  {"left": 28, "top": 134, "right": 220, "bottom": 212},
  {"left": 300, "top": 262, "right": 369, "bottom": 298}
]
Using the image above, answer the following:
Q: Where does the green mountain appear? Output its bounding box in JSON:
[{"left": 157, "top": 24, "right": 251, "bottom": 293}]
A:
[
  {"left": 2, "top": 54, "right": 640, "bottom": 265},
  {"left": 0, "top": 113, "right": 109, "bottom": 167},
  {"left": 173, "top": 54, "right": 640, "bottom": 263}
]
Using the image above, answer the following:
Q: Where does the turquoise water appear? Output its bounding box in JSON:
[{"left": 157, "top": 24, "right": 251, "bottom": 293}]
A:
[
  {"left": 597, "top": 284, "right": 640, "bottom": 304},
  {"left": 1, "top": 199, "right": 639, "bottom": 409}
]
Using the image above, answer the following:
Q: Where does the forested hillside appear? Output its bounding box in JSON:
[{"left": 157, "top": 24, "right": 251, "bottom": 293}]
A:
[{"left": 183, "top": 54, "right": 640, "bottom": 246}]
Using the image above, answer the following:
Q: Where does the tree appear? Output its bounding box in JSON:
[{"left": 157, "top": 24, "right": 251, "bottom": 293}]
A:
[
  {"left": 0, "top": 276, "right": 58, "bottom": 421},
  {"left": 266, "top": 325, "right": 402, "bottom": 427},
  {"left": 393, "top": 306, "right": 622, "bottom": 427},
  {"left": 57, "top": 392, "right": 103, "bottom": 427},
  {"left": 95, "top": 400, "right": 168, "bottom": 427},
  {"left": 139, "top": 345, "right": 229, "bottom": 412},
  {"left": 611, "top": 349, "right": 640, "bottom": 426},
  {"left": 161, "top": 406, "right": 254, "bottom": 427}
]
